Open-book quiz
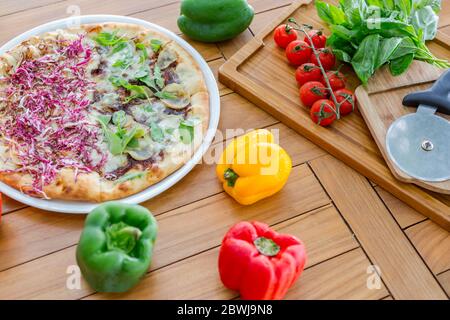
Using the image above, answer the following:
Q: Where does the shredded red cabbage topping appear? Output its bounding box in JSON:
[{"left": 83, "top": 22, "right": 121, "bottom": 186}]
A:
[{"left": 0, "top": 36, "right": 105, "bottom": 197}]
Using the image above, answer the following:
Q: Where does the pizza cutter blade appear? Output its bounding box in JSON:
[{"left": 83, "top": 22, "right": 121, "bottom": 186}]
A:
[{"left": 385, "top": 69, "right": 450, "bottom": 182}]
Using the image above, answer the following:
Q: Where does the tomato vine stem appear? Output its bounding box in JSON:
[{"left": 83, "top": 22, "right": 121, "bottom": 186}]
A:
[{"left": 288, "top": 18, "right": 341, "bottom": 119}]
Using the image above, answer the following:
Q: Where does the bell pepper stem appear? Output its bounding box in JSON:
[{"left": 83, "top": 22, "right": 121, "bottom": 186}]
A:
[
  {"left": 224, "top": 168, "right": 239, "bottom": 187},
  {"left": 254, "top": 237, "right": 281, "bottom": 256},
  {"left": 106, "top": 222, "right": 143, "bottom": 254}
]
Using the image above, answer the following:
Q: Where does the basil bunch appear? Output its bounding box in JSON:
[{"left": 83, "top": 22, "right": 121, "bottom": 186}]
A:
[{"left": 316, "top": 0, "right": 449, "bottom": 84}]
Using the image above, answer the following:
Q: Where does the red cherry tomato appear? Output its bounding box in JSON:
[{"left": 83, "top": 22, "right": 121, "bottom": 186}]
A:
[
  {"left": 322, "top": 70, "right": 346, "bottom": 91},
  {"left": 310, "top": 99, "right": 336, "bottom": 126},
  {"left": 299, "top": 81, "right": 329, "bottom": 107},
  {"left": 304, "top": 29, "right": 327, "bottom": 49},
  {"left": 274, "top": 24, "right": 298, "bottom": 49},
  {"left": 311, "top": 48, "right": 336, "bottom": 70},
  {"left": 335, "top": 89, "right": 357, "bottom": 116},
  {"left": 295, "top": 63, "right": 322, "bottom": 86},
  {"left": 286, "top": 40, "right": 312, "bottom": 66}
]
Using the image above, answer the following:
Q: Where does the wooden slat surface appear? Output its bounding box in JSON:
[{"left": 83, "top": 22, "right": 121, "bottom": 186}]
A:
[
  {"left": 0, "top": 0, "right": 64, "bottom": 17},
  {"left": 310, "top": 155, "right": 448, "bottom": 300},
  {"left": 405, "top": 221, "right": 450, "bottom": 275},
  {"left": 375, "top": 187, "right": 426, "bottom": 229},
  {"left": 0, "top": 0, "right": 448, "bottom": 300},
  {"left": 438, "top": 270, "right": 450, "bottom": 297}
]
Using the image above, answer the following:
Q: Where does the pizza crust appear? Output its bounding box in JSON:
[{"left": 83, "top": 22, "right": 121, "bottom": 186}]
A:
[{"left": 0, "top": 22, "right": 211, "bottom": 202}]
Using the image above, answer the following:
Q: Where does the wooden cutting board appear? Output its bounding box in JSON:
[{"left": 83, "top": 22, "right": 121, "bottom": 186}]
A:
[
  {"left": 356, "top": 61, "right": 450, "bottom": 194},
  {"left": 219, "top": 0, "right": 450, "bottom": 231}
]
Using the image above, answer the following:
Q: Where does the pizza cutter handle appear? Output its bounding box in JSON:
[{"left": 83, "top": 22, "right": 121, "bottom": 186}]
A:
[{"left": 403, "top": 69, "right": 450, "bottom": 115}]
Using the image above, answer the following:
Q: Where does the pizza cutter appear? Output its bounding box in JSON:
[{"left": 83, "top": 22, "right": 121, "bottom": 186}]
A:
[{"left": 385, "top": 69, "right": 450, "bottom": 182}]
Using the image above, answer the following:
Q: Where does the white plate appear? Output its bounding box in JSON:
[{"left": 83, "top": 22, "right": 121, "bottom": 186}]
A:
[{"left": 0, "top": 15, "right": 220, "bottom": 214}]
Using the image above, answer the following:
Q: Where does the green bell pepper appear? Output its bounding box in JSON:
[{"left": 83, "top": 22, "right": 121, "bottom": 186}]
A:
[
  {"left": 177, "top": 0, "right": 254, "bottom": 43},
  {"left": 76, "top": 202, "right": 158, "bottom": 292}
]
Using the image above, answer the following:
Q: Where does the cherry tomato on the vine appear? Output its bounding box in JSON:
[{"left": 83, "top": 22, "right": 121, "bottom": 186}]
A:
[
  {"left": 304, "top": 29, "right": 327, "bottom": 49},
  {"left": 310, "top": 48, "right": 336, "bottom": 70},
  {"left": 310, "top": 99, "right": 336, "bottom": 126},
  {"left": 335, "top": 89, "right": 356, "bottom": 116},
  {"left": 322, "top": 70, "right": 346, "bottom": 91},
  {"left": 295, "top": 63, "right": 322, "bottom": 86},
  {"left": 286, "top": 40, "right": 312, "bottom": 66},
  {"left": 299, "top": 81, "right": 329, "bottom": 107},
  {"left": 274, "top": 24, "right": 298, "bottom": 49}
]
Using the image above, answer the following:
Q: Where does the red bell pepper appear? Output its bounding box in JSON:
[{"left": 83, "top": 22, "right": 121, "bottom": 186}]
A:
[{"left": 218, "top": 221, "right": 307, "bottom": 300}]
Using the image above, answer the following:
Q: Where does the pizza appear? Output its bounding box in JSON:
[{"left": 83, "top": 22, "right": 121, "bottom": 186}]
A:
[{"left": 0, "top": 23, "right": 210, "bottom": 201}]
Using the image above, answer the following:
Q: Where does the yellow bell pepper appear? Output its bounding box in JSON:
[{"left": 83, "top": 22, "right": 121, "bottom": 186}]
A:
[{"left": 216, "top": 129, "right": 292, "bottom": 205}]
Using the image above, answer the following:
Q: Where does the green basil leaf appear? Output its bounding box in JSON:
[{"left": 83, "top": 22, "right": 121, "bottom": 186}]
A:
[
  {"left": 134, "top": 67, "right": 149, "bottom": 79},
  {"left": 179, "top": 121, "right": 194, "bottom": 145},
  {"left": 327, "top": 33, "right": 357, "bottom": 53},
  {"left": 121, "top": 127, "right": 138, "bottom": 151},
  {"left": 351, "top": 34, "right": 381, "bottom": 84},
  {"left": 389, "top": 37, "right": 417, "bottom": 60},
  {"left": 136, "top": 43, "right": 146, "bottom": 52},
  {"left": 330, "top": 25, "right": 359, "bottom": 42},
  {"left": 114, "top": 172, "right": 145, "bottom": 185},
  {"left": 366, "top": 0, "right": 384, "bottom": 7},
  {"left": 155, "top": 91, "right": 177, "bottom": 100},
  {"left": 126, "top": 84, "right": 149, "bottom": 96},
  {"left": 365, "top": 19, "right": 418, "bottom": 39},
  {"left": 395, "top": 0, "right": 413, "bottom": 18},
  {"left": 338, "top": 0, "right": 366, "bottom": 27},
  {"left": 150, "top": 39, "right": 163, "bottom": 53},
  {"left": 124, "top": 94, "right": 143, "bottom": 104},
  {"left": 332, "top": 49, "right": 352, "bottom": 63},
  {"left": 110, "top": 77, "right": 150, "bottom": 101},
  {"left": 138, "top": 75, "right": 158, "bottom": 91},
  {"left": 115, "top": 126, "right": 127, "bottom": 139},
  {"left": 111, "top": 42, "right": 128, "bottom": 54},
  {"left": 136, "top": 65, "right": 164, "bottom": 91},
  {"left": 375, "top": 37, "right": 403, "bottom": 69},
  {"left": 96, "top": 116, "right": 123, "bottom": 155},
  {"left": 153, "top": 65, "right": 164, "bottom": 89},
  {"left": 150, "top": 122, "right": 164, "bottom": 142},
  {"left": 136, "top": 43, "right": 149, "bottom": 63},
  {"left": 390, "top": 53, "right": 414, "bottom": 75},
  {"left": 109, "top": 76, "right": 128, "bottom": 87},
  {"left": 97, "top": 114, "right": 112, "bottom": 126},
  {"left": 315, "top": 0, "right": 346, "bottom": 25},
  {"left": 94, "top": 31, "right": 125, "bottom": 47},
  {"left": 126, "top": 137, "right": 139, "bottom": 149},
  {"left": 112, "top": 59, "right": 129, "bottom": 68}
]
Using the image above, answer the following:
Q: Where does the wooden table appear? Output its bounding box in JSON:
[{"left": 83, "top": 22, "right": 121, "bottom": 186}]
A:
[{"left": 0, "top": 0, "right": 449, "bottom": 300}]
